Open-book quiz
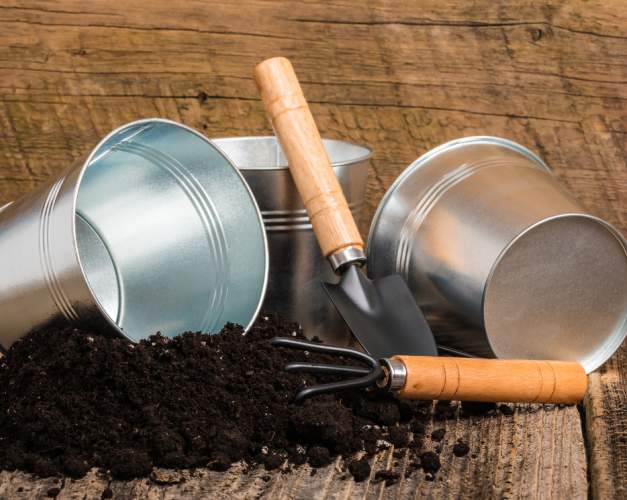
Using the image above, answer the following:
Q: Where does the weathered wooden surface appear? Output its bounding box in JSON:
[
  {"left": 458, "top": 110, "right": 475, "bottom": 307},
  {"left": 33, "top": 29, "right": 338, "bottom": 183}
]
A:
[
  {"left": 0, "top": 404, "right": 587, "bottom": 500},
  {"left": 585, "top": 354, "right": 627, "bottom": 500},
  {"left": 0, "top": 0, "right": 625, "bottom": 498}
]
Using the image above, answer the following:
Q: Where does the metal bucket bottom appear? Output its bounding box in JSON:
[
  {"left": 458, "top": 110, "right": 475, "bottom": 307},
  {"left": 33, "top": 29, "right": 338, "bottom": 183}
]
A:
[
  {"left": 368, "top": 136, "right": 627, "bottom": 372},
  {"left": 484, "top": 214, "right": 627, "bottom": 372},
  {"left": 73, "top": 121, "right": 268, "bottom": 341}
]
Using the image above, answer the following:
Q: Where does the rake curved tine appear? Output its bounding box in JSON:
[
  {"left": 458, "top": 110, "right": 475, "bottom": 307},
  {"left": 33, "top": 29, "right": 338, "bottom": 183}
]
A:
[
  {"left": 271, "top": 337, "right": 385, "bottom": 404},
  {"left": 285, "top": 362, "right": 371, "bottom": 377},
  {"left": 293, "top": 365, "right": 385, "bottom": 404},
  {"left": 270, "top": 337, "right": 379, "bottom": 369}
]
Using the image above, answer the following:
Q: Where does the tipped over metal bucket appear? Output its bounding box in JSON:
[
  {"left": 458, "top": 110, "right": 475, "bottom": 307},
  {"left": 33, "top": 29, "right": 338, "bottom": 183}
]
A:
[
  {"left": 212, "top": 136, "right": 371, "bottom": 345},
  {"left": 368, "top": 136, "right": 627, "bottom": 372},
  {"left": 0, "top": 119, "right": 268, "bottom": 349}
]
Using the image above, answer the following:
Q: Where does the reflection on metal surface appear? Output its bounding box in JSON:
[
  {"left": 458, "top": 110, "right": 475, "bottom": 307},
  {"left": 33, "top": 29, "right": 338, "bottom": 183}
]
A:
[
  {"left": 369, "top": 136, "right": 627, "bottom": 372},
  {"left": 212, "top": 136, "right": 371, "bottom": 345},
  {"left": 261, "top": 202, "right": 363, "bottom": 232},
  {"left": 0, "top": 119, "right": 268, "bottom": 349}
]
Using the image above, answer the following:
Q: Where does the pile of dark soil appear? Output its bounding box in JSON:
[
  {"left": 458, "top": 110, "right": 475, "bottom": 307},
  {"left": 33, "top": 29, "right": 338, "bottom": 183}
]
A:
[{"left": 0, "top": 313, "right": 486, "bottom": 481}]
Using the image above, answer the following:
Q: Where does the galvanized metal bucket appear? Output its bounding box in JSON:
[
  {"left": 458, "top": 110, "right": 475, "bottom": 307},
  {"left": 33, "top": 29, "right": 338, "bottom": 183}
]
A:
[
  {"left": 368, "top": 136, "right": 627, "bottom": 372},
  {"left": 212, "top": 136, "right": 371, "bottom": 345},
  {"left": 0, "top": 119, "right": 268, "bottom": 349}
]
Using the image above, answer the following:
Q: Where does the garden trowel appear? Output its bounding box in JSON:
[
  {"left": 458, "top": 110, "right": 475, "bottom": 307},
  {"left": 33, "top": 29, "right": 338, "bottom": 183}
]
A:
[{"left": 254, "top": 57, "right": 438, "bottom": 359}]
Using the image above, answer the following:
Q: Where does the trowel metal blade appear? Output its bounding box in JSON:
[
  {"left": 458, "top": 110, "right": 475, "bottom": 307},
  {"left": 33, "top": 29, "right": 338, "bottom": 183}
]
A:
[{"left": 323, "top": 264, "right": 438, "bottom": 359}]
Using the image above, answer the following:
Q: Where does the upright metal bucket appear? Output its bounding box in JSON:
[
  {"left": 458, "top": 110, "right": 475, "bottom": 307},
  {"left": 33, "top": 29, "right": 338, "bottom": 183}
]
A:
[
  {"left": 212, "top": 136, "right": 371, "bottom": 345},
  {"left": 368, "top": 136, "right": 627, "bottom": 372},
  {"left": 0, "top": 119, "right": 268, "bottom": 349}
]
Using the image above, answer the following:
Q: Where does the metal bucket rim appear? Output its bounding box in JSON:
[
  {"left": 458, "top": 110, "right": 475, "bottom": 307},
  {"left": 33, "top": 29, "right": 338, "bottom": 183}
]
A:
[
  {"left": 367, "top": 136, "right": 550, "bottom": 255},
  {"left": 482, "top": 212, "right": 627, "bottom": 373},
  {"left": 210, "top": 136, "right": 373, "bottom": 171},
  {"left": 71, "top": 118, "right": 269, "bottom": 338}
]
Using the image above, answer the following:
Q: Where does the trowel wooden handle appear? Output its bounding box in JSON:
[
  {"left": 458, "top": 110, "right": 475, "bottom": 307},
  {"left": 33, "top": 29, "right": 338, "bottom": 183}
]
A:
[
  {"left": 392, "top": 356, "right": 587, "bottom": 404},
  {"left": 254, "top": 57, "right": 363, "bottom": 258}
]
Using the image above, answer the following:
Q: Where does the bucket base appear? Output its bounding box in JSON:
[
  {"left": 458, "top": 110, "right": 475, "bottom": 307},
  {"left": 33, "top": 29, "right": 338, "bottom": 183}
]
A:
[
  {"left": 484, "top": 214, "right": 627, "bottom": 373},
  {"left": 368, "top": 136, "right": 627, "bottom": 373}
]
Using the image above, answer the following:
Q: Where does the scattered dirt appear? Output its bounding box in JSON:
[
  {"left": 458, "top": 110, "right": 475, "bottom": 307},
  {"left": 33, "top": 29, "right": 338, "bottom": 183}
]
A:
[
  {"left": 374, "top": 469, "right": 400, "bottom": 486},
  {"left": 306, "top": 446, "right": 332, "bottom": 467},
  {"left": 388, "top": 426, "right": 411, "bottom": 447},
  {"left": 46, "top": 487, "right": 60, "bottom": 498},
  {"left": 460, "top": 401, "right": 498, "bottom": 416},
  {"left": 262, "top": 453, "right": 284, "bottom": 470},
  {"left": 499, "top": 403, "right": 515, "bottom": 415},
  {"left": 434, "top": 400, "right": 457, "bottom": 420},
  {"left": 0, "top": 313, "right": 511, "bottom": 481},
  {"left": 453, "top": 441, "right": 470, "bottom": 457},
  {"left": 430, "top": 428, "right": 446, "bottom": 441},
  {"left": 347, "top": 458, "right": 371, "bottom": 482},
  {"left": 420, "top": 451, "right": 441, "bottom": 474}
]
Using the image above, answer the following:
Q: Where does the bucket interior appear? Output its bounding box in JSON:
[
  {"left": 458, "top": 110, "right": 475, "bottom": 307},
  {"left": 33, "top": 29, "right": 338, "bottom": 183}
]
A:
[
  {"left": 213, "top": 136, "right": 371, "bottom": 169},
  {"left": 483, "top": 215, "right": 627, "bottom": 372},
  {"left": 74, "top": 121, "right": 267, "bottom": 342}
]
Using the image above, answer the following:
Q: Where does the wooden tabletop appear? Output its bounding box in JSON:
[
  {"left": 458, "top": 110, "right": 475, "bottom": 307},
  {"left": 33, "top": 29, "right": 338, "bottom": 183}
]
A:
[{"left": 0, "top": 1, "right": 625, "bottom": 498}]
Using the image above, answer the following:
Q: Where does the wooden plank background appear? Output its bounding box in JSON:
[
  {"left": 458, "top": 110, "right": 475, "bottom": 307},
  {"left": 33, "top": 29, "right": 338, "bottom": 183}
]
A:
[{"left": 0, "top": 1, "right": 625, "bottom": 498}]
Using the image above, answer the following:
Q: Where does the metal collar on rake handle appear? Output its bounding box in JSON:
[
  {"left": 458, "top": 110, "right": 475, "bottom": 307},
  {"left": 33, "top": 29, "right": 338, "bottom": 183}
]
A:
[{"left": 271, "top": 337, "right": 589, "bottom": 405}]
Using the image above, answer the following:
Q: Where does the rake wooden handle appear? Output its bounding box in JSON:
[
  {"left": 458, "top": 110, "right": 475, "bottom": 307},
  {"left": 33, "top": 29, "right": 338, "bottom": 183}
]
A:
[
  {"left": 393, "top": 356, "right": 587, "bottom": 404},
  {"left": 254, "top": 57, "right": 364, "bottom": 258}
]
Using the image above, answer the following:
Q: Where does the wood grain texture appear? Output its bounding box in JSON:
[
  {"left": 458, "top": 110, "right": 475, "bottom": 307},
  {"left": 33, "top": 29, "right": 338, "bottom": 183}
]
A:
[
  {"left": 0, "top": 0, "right": 624, "bottom": 498},
  {"left": 255, "top": 56, "right": 364, "bottom": 258},
  {"left": 395, "top": 356, "right": 587, "bottom": 404},
  {"left": 585, "top": 353, "right": 627, "bottom": 500}
]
